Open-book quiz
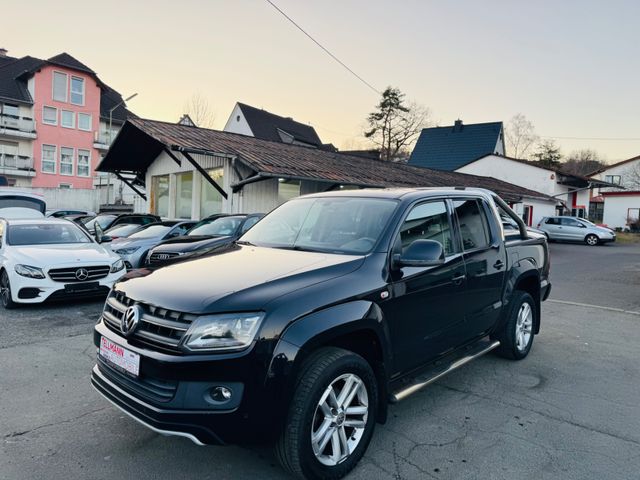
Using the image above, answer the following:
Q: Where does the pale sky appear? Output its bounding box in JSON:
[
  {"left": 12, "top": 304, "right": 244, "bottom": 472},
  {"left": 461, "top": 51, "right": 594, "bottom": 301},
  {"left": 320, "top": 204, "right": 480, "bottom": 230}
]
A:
[{"left": 4, "top": 0, "right": 640, "bottom": 162}]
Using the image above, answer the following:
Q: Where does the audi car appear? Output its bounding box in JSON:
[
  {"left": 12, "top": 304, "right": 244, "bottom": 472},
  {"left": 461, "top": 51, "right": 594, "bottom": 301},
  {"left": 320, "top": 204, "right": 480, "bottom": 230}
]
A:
[{"left": 0, "top": 217, "right": 126, "bottom": 309}]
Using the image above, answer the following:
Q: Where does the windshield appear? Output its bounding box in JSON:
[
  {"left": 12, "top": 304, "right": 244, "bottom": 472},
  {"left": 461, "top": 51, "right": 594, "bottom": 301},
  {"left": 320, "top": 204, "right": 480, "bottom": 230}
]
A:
[
  {"left": 8, "top": 223, "right": 92, "bottom": 245},
  {"left": 188, "top": 217, "right": 243, "bottom": 236},
  {"left": 84, "top": 215, "right": 115, "bottom": 230},
  {"left": 128, "top": 224, "right": 172, "bottom": 239},
  {"left": 578, "top": 218, "right": 595, "bottom": 226},
  {"left": 240, "top": 197, "right": 398, "bottom": 254}
]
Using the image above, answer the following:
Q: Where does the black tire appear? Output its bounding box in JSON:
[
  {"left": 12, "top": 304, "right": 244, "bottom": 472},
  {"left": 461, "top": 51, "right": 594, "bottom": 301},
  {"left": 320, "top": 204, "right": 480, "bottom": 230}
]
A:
[
  {"left": 493, "top": 291, "right": 535, "bottom": 360},
  {"left": 0, "top": 270, "right": 17, "bottom": 310},
  {"left": 276, "top": 347, "right": 378, "bottom": 480},
  {"left": 585, "top": 234, "right": 599, "bottom": 246}
]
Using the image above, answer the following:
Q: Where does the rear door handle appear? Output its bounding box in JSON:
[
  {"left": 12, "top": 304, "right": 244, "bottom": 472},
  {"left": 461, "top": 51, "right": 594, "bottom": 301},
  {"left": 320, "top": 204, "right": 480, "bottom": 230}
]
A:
[
  {"left": 451, "top": 274, "right": 466, "bottom": 286},
  {"left": 493, "top": 260, "right": 504, "bottom": 270}
]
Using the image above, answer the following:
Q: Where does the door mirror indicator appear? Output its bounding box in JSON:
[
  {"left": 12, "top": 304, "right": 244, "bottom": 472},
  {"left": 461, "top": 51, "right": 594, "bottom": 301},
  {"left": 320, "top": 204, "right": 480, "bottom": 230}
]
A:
[{"left": 393, "top": 239, "right": 445, "bottom": 268}]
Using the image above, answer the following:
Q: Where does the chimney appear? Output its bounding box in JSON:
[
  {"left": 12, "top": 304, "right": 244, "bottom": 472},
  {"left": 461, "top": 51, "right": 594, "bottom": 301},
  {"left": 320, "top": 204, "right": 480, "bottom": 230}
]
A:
[
  {"left": 453, "top": 119, "right": 463, "bottom": 131},
  {"left": 0, "top": 48, "right": 8, "bottom": 57}
]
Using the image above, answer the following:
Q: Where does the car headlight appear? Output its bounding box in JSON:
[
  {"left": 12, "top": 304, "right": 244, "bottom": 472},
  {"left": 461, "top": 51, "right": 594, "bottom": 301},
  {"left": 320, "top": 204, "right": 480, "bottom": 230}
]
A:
[
  {"left": 181, "top": 312, "right": 264, "bottom": 351},
  {"left": 15, "top": 264, "right": 46, "bottom": 279},
  {"left": 114, "top": 246, "right": 140, "bottom": 255},
  {"left": 110, "top": 259, "right": 125, "bottom": 273}
]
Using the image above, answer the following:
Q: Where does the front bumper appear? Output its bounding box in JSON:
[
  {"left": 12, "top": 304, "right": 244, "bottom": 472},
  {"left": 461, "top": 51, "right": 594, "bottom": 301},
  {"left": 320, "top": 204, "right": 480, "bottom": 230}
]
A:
[
  {"left": 91, "top": 321, "right": 285, "bottom": 445},
  {"left": 8, "top": 269, "right": 122, "bottom": 304}
]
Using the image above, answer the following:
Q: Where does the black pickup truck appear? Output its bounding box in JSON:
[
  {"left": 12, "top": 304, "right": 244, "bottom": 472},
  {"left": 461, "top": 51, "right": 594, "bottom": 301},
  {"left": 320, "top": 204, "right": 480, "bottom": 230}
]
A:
[{"left": 91, "top": 188, "right": 551, "bottom": 480}]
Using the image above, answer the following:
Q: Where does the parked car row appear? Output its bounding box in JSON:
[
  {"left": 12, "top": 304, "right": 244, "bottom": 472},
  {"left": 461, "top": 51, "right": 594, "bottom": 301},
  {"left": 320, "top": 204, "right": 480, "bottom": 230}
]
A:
[{"left": 0, "top": 192, "right": 265, "bottom": 308}]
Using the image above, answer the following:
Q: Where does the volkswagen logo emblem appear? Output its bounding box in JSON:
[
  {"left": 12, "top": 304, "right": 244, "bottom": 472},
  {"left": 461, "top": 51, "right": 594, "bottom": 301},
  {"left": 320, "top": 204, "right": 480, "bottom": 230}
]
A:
[
  {"left": 121, "top": 304, "right": 142, "bottom": 336},
  {"left": 75, "top": 268, "right": 89, "bottom": 281}
]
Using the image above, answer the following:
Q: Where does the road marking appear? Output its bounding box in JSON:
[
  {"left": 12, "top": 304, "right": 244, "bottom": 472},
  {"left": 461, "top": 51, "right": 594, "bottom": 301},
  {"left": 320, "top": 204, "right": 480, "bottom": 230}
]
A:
[{"left": 548, "top": 299, "right": 640, "bottom": 316}]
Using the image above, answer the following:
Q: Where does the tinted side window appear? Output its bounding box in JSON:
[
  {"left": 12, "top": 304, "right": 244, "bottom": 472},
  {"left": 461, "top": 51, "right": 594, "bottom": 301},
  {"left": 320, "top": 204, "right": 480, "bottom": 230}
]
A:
[
  {"left": 453, "top": 199, "right": 491, "bottom": 251},
  {"left": 545, "top": 217, "right": 560, "bottom": 225},
  {"left": 399, "top": 201, "right": 454, "bottom": 255}
]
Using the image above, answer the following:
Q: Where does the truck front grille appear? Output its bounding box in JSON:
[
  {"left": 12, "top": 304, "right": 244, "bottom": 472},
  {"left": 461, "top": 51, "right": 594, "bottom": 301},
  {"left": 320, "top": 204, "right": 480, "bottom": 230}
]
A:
[
  {"left": 102, "top": 290, "right": 196, "bottom": 354},
  {"left": 49, "top": 265, "right": 110, "bottom": 282}
]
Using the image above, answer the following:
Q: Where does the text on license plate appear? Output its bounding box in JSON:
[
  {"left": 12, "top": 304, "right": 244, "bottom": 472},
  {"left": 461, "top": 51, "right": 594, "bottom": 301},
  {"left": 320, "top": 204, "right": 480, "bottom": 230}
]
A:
[{"left": 100, "top": 337, "right": 140, "bottom": 376}]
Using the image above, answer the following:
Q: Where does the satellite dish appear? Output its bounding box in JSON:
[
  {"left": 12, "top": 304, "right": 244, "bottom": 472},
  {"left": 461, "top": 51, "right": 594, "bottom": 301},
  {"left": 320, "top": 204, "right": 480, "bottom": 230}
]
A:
[{"left": 0, "top": 176, "right": 8, "bottom": 186}]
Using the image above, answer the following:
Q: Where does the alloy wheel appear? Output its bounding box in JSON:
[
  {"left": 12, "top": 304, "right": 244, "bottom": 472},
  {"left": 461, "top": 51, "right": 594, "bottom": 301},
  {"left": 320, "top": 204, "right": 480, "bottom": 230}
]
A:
[
  {"left": 0, "top": 272, "right": 11, "bottom": 307},
  {"left": 586, "top": 235, "right": 598, "bottom": 246},
  {"left": 515, "top": 302, "right": 533, "bottom": 352},
  {"left": 311, "top": 373, "right": 369, "bottom": 466}
]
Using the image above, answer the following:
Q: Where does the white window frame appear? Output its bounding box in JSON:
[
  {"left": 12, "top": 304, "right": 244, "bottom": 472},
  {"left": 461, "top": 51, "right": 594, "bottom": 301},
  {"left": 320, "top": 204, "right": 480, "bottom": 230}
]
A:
[
  {"left": 77, "top": 149, "right": 91, "bottom": 177},
  {"left": 58, "top": 183, "right": 72, "bottom": 189},
  {"left": 42, "top": 105, "right": 58, "bottom": 125},
  {"left": 70, "top": 76, "right": 85, "bottom": 106},
  {"left": 60, "top": 110, "right": 75, "bottom": 129},
  {"left": 41, "top": 144, "right": 57, "bottom": 174},
  {"left": 52, "top": 71, "right": 68, "bottom": 102},
  {"left": 77, "top": 112, "right": 92, "bottom": 131},
  {"left": 60, "top": 146, "right": 74, "bottom": 176}
]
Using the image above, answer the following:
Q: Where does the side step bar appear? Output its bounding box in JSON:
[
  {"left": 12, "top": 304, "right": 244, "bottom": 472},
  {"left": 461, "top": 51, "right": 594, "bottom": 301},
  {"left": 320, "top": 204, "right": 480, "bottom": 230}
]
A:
[{"left": 390, "top": 339, "right": 500, "bottom": 403}]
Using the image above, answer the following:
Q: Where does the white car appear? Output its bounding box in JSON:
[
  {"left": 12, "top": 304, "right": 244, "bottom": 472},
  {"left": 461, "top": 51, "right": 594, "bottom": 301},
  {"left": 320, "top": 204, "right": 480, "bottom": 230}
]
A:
[{"left": 0, "top": 217, "right": 126, "bottom": 309}]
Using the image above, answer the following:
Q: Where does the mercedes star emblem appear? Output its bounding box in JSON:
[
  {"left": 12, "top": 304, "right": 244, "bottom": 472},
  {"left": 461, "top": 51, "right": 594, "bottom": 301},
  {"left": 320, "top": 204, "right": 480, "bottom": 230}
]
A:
[{"left": 75, "top": 268, "right": 89, "bottom": 281}]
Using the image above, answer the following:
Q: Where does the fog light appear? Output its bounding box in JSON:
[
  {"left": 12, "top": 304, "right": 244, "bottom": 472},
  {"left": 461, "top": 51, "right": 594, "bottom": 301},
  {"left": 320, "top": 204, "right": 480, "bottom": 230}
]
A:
[{"left": 210, "top": 386, "right": 232, "bottom": 403}]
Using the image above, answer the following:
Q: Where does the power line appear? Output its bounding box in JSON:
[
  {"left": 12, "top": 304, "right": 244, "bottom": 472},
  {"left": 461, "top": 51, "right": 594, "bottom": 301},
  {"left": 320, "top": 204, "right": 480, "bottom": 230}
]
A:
[{"left": 264, "top": 0, "right": 381, "bottom": 95}]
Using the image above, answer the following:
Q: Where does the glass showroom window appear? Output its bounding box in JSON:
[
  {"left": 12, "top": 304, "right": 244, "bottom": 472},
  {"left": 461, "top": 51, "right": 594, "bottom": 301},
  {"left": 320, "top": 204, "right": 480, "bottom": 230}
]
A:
[
  {"left": 60, "top": 147, "right": 74, "bottom": 176},
  {"left": 61, "top": 110, "right": 75, "bottom": 128},
  {"left": 42, "top": 145, "right": 56, "bottom": 173},
  {"left": 70, "top": 77, "right": 85, "bottom": 105},
  {"left": 77, "top": 149, "right": 90, "bottom": 177},
  {"left": 78, "top": 113, "right": 91, "bottom": 131},
  {"left": 43, "top": 106, "right": 57, "bottom": 125},
  {"left": 53, "top": 72, "right": 67, "bottom": 102},
  {"left": 152, "top": 175, "right": 170, "bottom": 217},
  {"left": 200, "top": 168, "right": 224, "bottom": 218},
  {"left": 175, "top": 171, "right": 194, "bottom": 219}
]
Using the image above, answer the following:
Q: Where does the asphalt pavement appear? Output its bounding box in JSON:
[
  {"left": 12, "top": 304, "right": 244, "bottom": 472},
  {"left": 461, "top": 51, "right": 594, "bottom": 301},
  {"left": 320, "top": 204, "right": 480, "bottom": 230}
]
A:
[{"left": 1, "top": 242, "right": 639, "bottom": 480}]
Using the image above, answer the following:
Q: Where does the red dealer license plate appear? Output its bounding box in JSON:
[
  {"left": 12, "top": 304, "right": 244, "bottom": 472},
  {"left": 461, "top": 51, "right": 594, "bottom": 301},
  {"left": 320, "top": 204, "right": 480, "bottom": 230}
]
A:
[{"left": 99, "top": 337, "right": 140, "bottom": 377}]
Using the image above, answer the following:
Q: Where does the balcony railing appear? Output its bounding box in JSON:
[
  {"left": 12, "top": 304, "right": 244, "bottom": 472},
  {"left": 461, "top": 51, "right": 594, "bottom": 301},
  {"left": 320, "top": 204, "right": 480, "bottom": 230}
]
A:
[
  {"left": 0, "top": 154, "right": 34, "bottom": 170},
  {"left": 0, "top": 114, "right": 35, "bottom": 134}
]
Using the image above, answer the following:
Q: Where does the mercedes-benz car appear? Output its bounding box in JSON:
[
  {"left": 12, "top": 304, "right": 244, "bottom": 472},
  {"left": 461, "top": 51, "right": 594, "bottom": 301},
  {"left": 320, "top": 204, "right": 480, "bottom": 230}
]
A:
[{"left": 0, "top": 218, "right": 125, "bottom": 309}]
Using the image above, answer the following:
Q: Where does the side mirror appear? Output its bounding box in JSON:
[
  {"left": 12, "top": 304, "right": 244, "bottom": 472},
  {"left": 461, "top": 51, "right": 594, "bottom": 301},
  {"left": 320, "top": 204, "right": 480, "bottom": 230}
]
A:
[
  {"left": 393, "top": 239, "right": 445, "bottom": 268},
  {"left": 101, "top": 235, "right": 113, "bottom": 243},
  {"left": 95, "top": 223, "right": 104, "bottom": 243}
]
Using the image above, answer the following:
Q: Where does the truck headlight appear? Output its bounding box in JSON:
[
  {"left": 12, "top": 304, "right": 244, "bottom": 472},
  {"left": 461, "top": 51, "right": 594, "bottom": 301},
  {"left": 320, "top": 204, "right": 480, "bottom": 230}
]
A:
[
  {"left": 15, "top": 264, "right": 45, "bottom": 279},
  {"left": 181, "top": 312, "right": 264, "bottom": 351},
  {"left": 115, "top": 246, "right": 140, "bottom": 255},
  {"left": 110, "top": 259, "right": 125, "bottom": 273}
]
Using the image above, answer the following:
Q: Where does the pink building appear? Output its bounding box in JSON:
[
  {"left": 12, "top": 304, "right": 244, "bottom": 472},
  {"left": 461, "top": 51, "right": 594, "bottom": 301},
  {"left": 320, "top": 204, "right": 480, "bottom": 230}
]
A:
[{"left": 0, "top": 50, "right": 133, "bottom": 189}]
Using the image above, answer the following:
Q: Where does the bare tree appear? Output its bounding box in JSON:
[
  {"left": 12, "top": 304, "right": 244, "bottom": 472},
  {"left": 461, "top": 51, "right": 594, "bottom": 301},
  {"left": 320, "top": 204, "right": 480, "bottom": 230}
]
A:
[
  {"left": 364, "top": 87, "right": 431, "bottom": 162},
  {"left": 183, "top": 93, "right": 217, "bottom": 128},
  {"left": 505, "top": 114, "right": 539, "bottom": 159},
  {"left": 627, "top": 161, "right": 640, "bottom": 189},
  {"left": 562, "top": 149, "right": 606, "bottom": 176}
]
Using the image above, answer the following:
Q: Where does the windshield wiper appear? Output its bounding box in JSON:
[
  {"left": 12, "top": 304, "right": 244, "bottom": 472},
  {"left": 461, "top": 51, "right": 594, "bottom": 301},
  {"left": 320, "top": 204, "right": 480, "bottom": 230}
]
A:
[{"left": 236, "top": 240, "right": 255, "bottom": 246}]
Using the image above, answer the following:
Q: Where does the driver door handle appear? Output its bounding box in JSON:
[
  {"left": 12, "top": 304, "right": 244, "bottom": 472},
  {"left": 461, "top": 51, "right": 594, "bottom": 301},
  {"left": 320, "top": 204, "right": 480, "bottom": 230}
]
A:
[
  {"left": 451, "top": 274, "right": 466, "bottom": 286},
  {"left": 493, "top": 260, "right": 504, "bottom": 270}
]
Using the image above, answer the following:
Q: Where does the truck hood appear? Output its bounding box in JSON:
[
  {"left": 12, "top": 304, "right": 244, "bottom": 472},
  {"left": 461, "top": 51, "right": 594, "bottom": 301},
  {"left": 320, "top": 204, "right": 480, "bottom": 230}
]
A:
[
  {"left": 11, "top": 243, "right": 118, "bottom": 267},
  {"left": 115, "top": 245, "right": 365, "bottom": 313}
]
